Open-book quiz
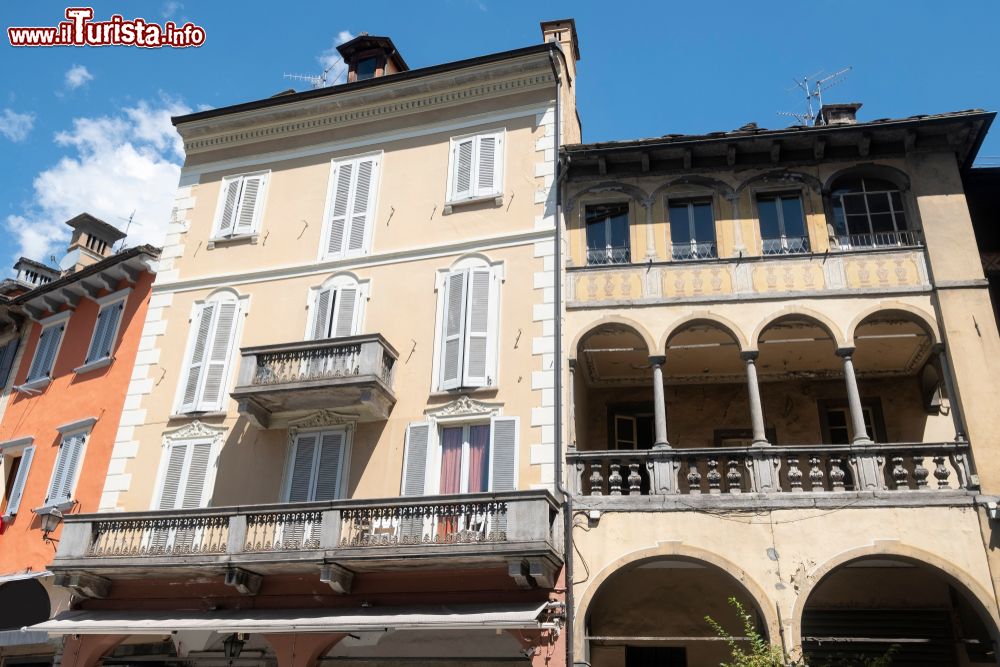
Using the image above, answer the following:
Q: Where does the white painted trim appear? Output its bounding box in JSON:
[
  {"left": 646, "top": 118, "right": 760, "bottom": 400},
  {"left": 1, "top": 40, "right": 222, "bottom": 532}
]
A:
[
  {"left": 445, "top": 128, "right": 506, "bottom": 204},
  {"left": 55, "top": 416, "right": 98, "bottom": 434},
  {"left": 0, "top": 436, "right": 34, "bottom": 452},
  {"left": 178, "top": 103, "right": 551, "bottom": 182},
  {"left": 73, "top": 357, "right": 112, "bottom": 375}
]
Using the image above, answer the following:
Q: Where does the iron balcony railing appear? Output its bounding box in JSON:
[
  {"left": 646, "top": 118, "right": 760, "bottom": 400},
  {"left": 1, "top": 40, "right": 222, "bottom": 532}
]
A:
[
  {"left": 671, "top": 241, "right": 718, "bottom": 261},
  {"left": 761, "top": 236, "right": 810, "bottom": 255},
  {"left": 586, "top": 246, "right": 631, "bottom": 266},
  {"left": 835, "top": 230, "right": 923, "bottom": 249}
]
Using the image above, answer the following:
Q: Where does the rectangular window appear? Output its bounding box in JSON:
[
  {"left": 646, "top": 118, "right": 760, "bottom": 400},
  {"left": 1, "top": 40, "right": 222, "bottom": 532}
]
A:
[
  {"left": 323, "top": 154, "right": 381, "bottom": 259},
  {"left": 26, "top": 320, "right": 66, "bottom": 384},
  {"left": 585, "top": 203, "right": 631, "bottom": 265},
  {"left": 819, "top": 400, "right": 885, "bottom": 443},
  {"left": 1, "top": 444, "right": 34, "bottom": 518},
  {"left": 757, "top": 192, "right": 809, "bottom": 255},
  {"left": 213, "top": 172, "right": 268, "bottom": 239},
  {"left": 177, "top": 298, "right": 241, "bottom": 414},
  {"left": 0, "top": 337, "right": 20, "bottom": 389},
  {"left": 448, "top": 131, "right": 504, "bottom": 202},
  {"left": 45, "top": 431, "right": 87, "bottom": 506},
  {"left": 150, "top": 437, "right": 215, "bottom": 551},
  {"left": 669, "top": 199, "right": 717, "bottom": 260},
  {"left": 355, "top": 57, "right": 378, "bottom": 80},
  {"left": 283, "top": 429, "right": 348, "bottom": 502},
  {"left": 437, "top": 266, "right": 499, "bottom": 391},
  {"left": 439, "top": 424, "right": 491, "bottom": 494},
  {"left": 84, "top": 297, "right": 126, "bottom": 364}
]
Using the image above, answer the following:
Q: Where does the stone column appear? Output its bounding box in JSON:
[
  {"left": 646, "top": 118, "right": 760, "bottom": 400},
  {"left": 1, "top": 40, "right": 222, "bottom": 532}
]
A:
[
  {"left": 643, "top": 199, "right": 657, "bottom": 260},
  {"left": 650, "top": 355, "right": 669, "bottom": 448},
  {"left": 741, "top": 351, "right": 769, "bottom": 446},
  {"left": 567, "top": 359, "right": 578, "bottom": 451},
  {"left": 836, "top": 347, "right": 871, "bottom": 443},
  {"left": 933, "top": 343, "right": 967, "bottom": 442}
]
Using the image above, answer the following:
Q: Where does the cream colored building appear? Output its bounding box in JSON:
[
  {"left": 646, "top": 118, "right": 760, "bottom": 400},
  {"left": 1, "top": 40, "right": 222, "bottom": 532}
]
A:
[
  {"left": 41, "top": 23, "right": 582, "bottom": 667},
  {"left": 560, "top": 106, "right": 1000, "bottom": 666}
]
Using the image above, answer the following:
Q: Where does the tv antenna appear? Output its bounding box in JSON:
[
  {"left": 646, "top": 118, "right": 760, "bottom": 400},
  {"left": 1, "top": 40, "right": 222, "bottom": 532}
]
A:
[
  {"left": 778, "top": 66, "right": 852, "bottom": 126},
  {"left": 284, "top": 56, "right": 345, "bottom": 89},
  {"left": 115, "top": 210, "right": 138, "bottom": 252}
]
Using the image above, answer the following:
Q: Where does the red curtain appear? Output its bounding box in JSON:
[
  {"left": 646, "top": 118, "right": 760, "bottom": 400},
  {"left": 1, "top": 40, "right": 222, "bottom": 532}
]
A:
[
  {"left": 439, "top": 427, "right": 463, "bottom": 494},
  {"left": 467, "top": 425, "right": 490, "bottom": 493}
]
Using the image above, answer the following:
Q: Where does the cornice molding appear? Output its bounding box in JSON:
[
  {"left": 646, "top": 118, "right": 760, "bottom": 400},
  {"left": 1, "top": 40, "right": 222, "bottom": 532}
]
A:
[{"left": 182, "top": 61, "right": 555, "bottom": 155}]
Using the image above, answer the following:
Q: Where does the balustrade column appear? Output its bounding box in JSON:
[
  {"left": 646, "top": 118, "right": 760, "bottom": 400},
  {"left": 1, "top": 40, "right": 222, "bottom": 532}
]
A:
[
  {"left": 836, "top": 347, "right": 872, "bottom": 443},
  {"left": 933, "top": 344, "right": 967, "bottom": 442},
  {"left": 650, "top": 355, "right": 669, "bottom": 448},
  {"left": 741, "top": 351, "right": 769, "bottom": 446}
]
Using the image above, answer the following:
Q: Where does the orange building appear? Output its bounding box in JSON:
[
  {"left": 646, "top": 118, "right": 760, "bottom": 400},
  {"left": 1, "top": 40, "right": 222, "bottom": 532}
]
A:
[{"left": 0, "top": 215, "right": 159, "bottom": 664}]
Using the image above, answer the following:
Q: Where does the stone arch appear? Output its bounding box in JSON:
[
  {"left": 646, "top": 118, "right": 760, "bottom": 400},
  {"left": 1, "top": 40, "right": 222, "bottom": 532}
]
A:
[
  {"left": 650, "top": 175, "right": 737, "bottom": 202},
  {"left": 789, "top": 540, "right": 1000, "bottom": 650},
  {"left": 659, "top": 311, "right": 750, "bottom": 353},
  {"left": 574, "top": 540, "right": 781, "bottom": 657},
  {"left": 736, "top": 169, "right": 824, "bottom": 195},
  {"left": 571, "top": 316, "right": 656, "bottom": 358},
  {"left": 846, "top": 301, "right": 940, "bottom": 347},
  {"left": 751, "top": 307, "right": 847, "bottom": 351},
  {"left": 318, "top": 269, "right": 364, "bottom": 289},
  {"left": 564, "top": 181, "right": 652, "bottom": 214},
  {"left": 823, "top": 163, "right": 912, "bottom": 194}
]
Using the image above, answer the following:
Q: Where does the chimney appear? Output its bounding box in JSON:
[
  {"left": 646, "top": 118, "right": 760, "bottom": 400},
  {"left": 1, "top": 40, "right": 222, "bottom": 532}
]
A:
[
  {"left": 335, "top": 34, "right": 409, "bottom": 83},
  {"left": 60, "top": 213, "right": 127, "bottom": 273},
  {"left": 540, "top": 19, "right": 580, "bottom": 81},
  {"left": 13, "top": 257, "right": 59, "bottom": 287},
  {"left": 817, "top": 102, "right": 862, "bottom": 126}
]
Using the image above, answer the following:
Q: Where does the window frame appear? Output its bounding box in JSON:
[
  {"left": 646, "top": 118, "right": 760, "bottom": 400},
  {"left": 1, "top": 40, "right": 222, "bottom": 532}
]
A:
[
  {"left": 754, "top": 190, "right": 810, "bottom": 255},
  {"left": 830, "top": 176, "right": 912, "bottom": 248},
  {"left": 445, "top": 129, "right": 506, "bottom": 205},
  {"left": 666, "top": 196, "right": 718, "bottom": 261},
  {"left": 584, "top": 201, "right": 632, "bottom": 266},
  {"left": 818, "top": 398, "right": 887, "bottom": 443},
  {"left": 210, "top": 170, "right": 270, "bottom": 241},
  {"left": 437, "top": 422, "right": 492, "bottom": 495},
  {"left": 280, "top": 426, "right": 353, "bottom": 503},
  {"left": 318, "top": 151, "right": 383, "bottom": 261}
]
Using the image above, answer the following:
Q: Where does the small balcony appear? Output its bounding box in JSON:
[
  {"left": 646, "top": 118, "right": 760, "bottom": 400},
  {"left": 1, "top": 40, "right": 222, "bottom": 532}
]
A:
[
  {"left": 49, "top": 491, "right": 562, "bottom": 591},
  {"left": 231, "top": 334, "right": 397, "bottom": 428}
]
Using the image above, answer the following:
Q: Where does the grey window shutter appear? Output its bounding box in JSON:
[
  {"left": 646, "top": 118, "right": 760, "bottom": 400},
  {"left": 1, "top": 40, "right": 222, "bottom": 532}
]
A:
[
  {"left": 327, "top": 162, "right": 354, "bottom": 256},
  {"left": 41, "top": 324, "right": 64, "bottom": 378},
  {"left": 218, "top": 177, "right": 242, "bottom": 236},
  {"left": 180, "top": 304, "right": 215, "bottom": 412},
  {"left": 452, "top": 139, "right": 474, "bottom": 200},
  {"left": 4, "top": 446, "right": 34, "bottom": 517},
  {"left": 313, "top": 431, "right": 346, "bottom": 501},
  {"left": 310, "top": 288, "right": 333, "bottom": 340},
  {"left": 332, "top": 287, "right": 358, "bottom": 338},
  {"left": 347, "top": 158, "right": 376, "bottom": 253},
  {"left": 463, "top": 268, "right": 492, "bottom": 387},
  {"left": 47, "top": 433, "right": 85, "bottom": 505},
  {"left": 199, "top": 301, "right": 239, "bottom": 411},
  {"left": 29, "top": 324, "right": 63, "bottom": 381},
  {"left": 234, "top": 174, "right": 265, "bottom": 235},
  {"left": 489, "top": 416, "right": 518, "bottom": 492},
  {"left": 475, "top": 133, "right": 501, "bottom": 196},
  {"left": 439, "top": 272, "right": 467, "bottom": 390},
  {"left": 0, "top": 337, "right": 20, "bottom": 388},
  {"left": 157, "top": 443, "right": 188, "bottom": 510},
  {"left": 181, "top": 442, "right": 212, "bottom": 509},
  {"left": 401, "top": 422, "right": 431, "bottom": 496},
  {"left": 286, "top": 434, "right": 317, "bottom": 502},
  {"left": 87, "top": 301, "right": 123, "bottom": 363}
]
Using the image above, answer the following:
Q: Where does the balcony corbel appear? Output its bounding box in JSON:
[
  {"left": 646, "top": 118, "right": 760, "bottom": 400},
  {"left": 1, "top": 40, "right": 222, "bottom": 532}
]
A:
[
  {"left": 53, "top": 572, "right": 110, "bottom": 599},
  {"left": 319, "top": 564, "right": 354, "bottom": 595},
  {"left": 224, "top": 567, "right": 262, "bottom": 595}
]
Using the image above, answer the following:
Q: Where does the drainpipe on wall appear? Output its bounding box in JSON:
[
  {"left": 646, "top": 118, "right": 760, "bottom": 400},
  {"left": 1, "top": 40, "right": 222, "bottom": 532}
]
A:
[{"left": 546, "top": 45, "right": 575, "bottom": 667}]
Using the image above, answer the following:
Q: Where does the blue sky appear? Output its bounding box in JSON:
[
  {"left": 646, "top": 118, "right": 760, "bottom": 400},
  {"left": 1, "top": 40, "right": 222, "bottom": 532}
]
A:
[{"left": 2, "top": 1, "right": 998, "bottom": 270}]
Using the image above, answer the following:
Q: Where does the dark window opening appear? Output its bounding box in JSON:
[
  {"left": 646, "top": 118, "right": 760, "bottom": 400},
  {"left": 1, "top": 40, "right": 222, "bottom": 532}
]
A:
[
  {"left": 355, "top": 57, "right": 378, "bottom": 80},
  {"left": 669, "top": 199, "right": 717, "bottom": 260},
  {"left": 586, "top": 202, "right": 631, "bottom": 265},
  {"left": 831, "top": 176, "right": 917, "bottom": 248},
  {"left": 626, "top": 646, "right": 687, "bottom": 667},
  {"left": 757, "top": 192, "right": 809, "bottom": 254}
]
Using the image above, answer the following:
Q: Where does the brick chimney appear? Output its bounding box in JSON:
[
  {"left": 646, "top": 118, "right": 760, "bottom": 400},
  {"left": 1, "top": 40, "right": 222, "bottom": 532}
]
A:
[
  {"left": 541, "top": 19, "right": 580, "bottom": 81},
  {"left": 59, "top": 213, "right": 126, "bottom": 273},
  {"left": 335, "top": 34, "right": 408, "bottom": 83},
  {"left": 818, "top": 102, "right": 863, "bottom": 126}
]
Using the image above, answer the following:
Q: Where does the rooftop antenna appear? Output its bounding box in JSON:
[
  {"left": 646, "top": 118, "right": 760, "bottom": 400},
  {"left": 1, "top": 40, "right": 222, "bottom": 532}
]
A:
[
  {"left": 115, "top": 210, "right": 137, "bottom": 252},
  {"left": 283, "top": 56, "right": 345, "bottom": 89},
  {"left": 778, "top": 66, "right": 853, "bottom": 126}
]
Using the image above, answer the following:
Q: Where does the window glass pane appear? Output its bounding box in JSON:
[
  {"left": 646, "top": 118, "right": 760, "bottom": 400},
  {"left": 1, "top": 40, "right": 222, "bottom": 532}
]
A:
[
  {"left": 585, "top": 219, "right": 605, "bottom": 251},
  {"left": 780, "top": 196, "right": 806, "bottom": 237},
  {"left": 869, "top": 213, "right": 896, "bottom": 234},
  {"left": 846, "top": 214, "right": 871, "bottom": 237},
  {"left": 692, "top": 202, "right": 715, "bottom": 243},
  {"left": 355, "top": 57, "right": 377, "bottom": 80},
  {"left": 866, "top": 192, "right": 891, "bottom": 215},
  {"left": 669, "top": 205, "right": 691, "bottom": 244},
  {"left": 439, "top": 427, "right": 464, "bottom": 494},
  {"left": 843, "top": 193, "right": 868, "bottom": 216},
  {"left": 890, "top": 192, "right": 908, "bottom": 231},
  {"left": 832, "top": 204, "right": 848, "bottom": 236},
  {"left": 757, "top": 196, "right": 781, "bottom": 239},
  {"left": 608, "top": 210, "right": 629, "bottom": 249}
]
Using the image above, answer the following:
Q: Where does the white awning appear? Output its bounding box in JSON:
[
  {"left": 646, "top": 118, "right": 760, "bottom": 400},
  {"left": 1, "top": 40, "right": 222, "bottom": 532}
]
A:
[
  {"left": 29, "top": 602, "right": 558, "bottom": 635},
  {"left": 0, "top": 570, "right": 51, "bottom": 584}
]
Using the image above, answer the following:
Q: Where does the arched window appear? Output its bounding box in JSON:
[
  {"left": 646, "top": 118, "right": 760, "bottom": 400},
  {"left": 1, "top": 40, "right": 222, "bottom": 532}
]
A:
[
  {"left": 830, "top": 176, "right": 915, "bottom": 248},
  {"left": 308, "top": 274, "right": 367, "bottom": 341},
  {"left": 176, "top": 289, "right": 245, "bottom": 414}
]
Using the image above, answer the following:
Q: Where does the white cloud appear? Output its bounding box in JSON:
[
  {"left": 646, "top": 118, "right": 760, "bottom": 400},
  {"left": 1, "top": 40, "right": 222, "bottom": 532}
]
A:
[
  {"left": 64, "top": 64, "right": 94, "bottom": 90},
  {"left": 5, "top": 97, "right": 191, "bottom": 267},
  {"left": 317, "top": 30, "right": 355, "bottom": 87},
  {"left": 0, "top": 109, "right": 35, "bottom": 142},
  {"left": 161, "top": 1, "right": 183, "bottom": 18}
]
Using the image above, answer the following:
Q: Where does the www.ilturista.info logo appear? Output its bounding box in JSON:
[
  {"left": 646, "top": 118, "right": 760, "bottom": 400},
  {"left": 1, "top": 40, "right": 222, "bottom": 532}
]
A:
[{"left": 8, "top": 7, "right": 205, "bottom": 48}]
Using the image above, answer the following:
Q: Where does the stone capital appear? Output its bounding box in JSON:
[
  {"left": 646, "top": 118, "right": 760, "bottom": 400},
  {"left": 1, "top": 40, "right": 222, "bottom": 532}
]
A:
[
  {"left": 740, "top": 350, "right": 759, "bottom": 362},
  {"left": 835, "top": 346, "right": 856, "bottom": 359},
  {"left": 648, "top": 355, "right": 666, "bottom": 367}
]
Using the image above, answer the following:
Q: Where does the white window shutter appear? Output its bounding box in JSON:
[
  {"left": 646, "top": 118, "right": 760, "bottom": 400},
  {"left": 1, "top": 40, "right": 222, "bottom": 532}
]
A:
[
  {"left": 180, "top": 442, "right": 212, "bottom": 509},
  {"left": 313, "top": 431, "right": 346, "bottom": 501},
  {"left": 347, "top": 158, "right": 377, "bottom": 254},
  {"left": 47, "top": 434, "right": 85, "bottom": 505},
  {"left": 4, "top": 446, "right": 34, "bottom": 516},
  {"left": 489, "top": 416, "right": 518, "bottom": 492},
  {"left": 29, "top": 324, "right": 63, "bottom": 381},
  {"left": 286, "top": 434, "right": 317, "bottom": 502},
  {"left": 326, "top": 162, "right": 354, "bottom": 257},
  {"left": 87, "top": 301, "right": 123, "bottom": 363},
  {"left": 0, "top": 337, "right": 20, "bottom": 388},
  {"left": 198, "top": 301, "right": 239, "bottom": 411},
  {"left": 41, "top": 324, "right": 64, "bottom": 378},
  {"left": 401, "top": 422, "right": 431, "bottom": 496},
  {"left": 234, "top": 174, "right": 265, "bottom": 235},
  {"left": 217, "top": 177, "right": 242, "bottom": 237},
  {"left": 157, "top": 442, "right": 188, "bottom": 510},
  {"left": 439, "top": 272, "right": 467, "bottom": 390},
  {"left": 452, "top": 139, "right": 474, "bottom": 200},
  {"left": 463, "top": 268, "right": 493, "bottom": 387},
  {"left": 331, "top": 288, "right": 359, "bottom": 338},
  {"left": 180, "top": 304, "right": 215, "bottom": 413},
  {"left": 310, "top": 288, "right": 334, "bottom": 340},
  {"left": 475, "top": 133, "right": 502, "bottom": 197}
]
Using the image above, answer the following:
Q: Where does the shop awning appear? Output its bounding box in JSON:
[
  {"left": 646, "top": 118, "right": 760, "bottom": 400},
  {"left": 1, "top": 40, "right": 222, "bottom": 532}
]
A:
[
  {"left": 0, "top": 570, "right": 51, "bottom": 584},
  {"left": 29, "top": 602, "right": 559, "bottom": 635}
]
